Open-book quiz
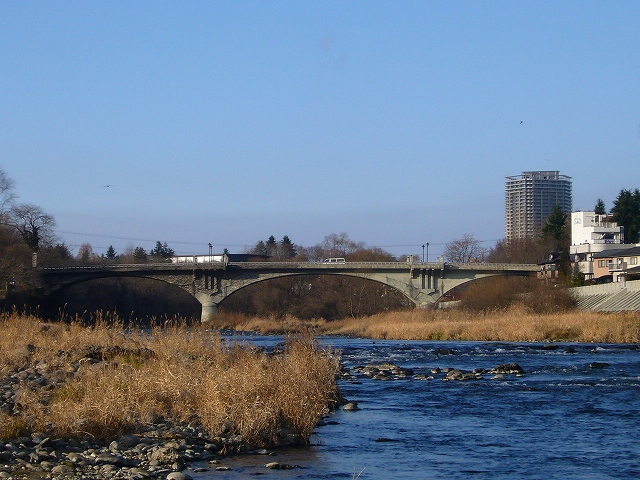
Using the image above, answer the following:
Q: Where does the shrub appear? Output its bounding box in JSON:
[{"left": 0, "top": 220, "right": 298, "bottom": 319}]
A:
[
  {"left": 520, "top": 282, "right": 577, "bottom": 313},
  {"left": 458, "top": 277, "right": 576, "bottom": 314},
  {"left": 458, "top": 277, "right": 529, "bottom": 312}
]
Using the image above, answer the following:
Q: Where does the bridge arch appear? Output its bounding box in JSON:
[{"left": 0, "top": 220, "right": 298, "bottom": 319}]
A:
[
  {"left": 215, "top": 271, "right": 414, "bottom": 319},
  {"left": 42, "top": 273, "right": 201, "bottom": 322}
]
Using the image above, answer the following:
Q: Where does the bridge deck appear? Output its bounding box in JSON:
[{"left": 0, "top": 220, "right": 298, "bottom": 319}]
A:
[{"left": 41, "top": 261, "right": 539, "bottom": 273}]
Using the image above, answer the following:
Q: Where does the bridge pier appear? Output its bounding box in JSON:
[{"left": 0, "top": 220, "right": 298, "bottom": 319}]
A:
[
  {"left": 195, "top": 292, "right": 219, "bottom": 323},
  {"left": 199, "top": 301, "right": 218, "bottom": 323}
]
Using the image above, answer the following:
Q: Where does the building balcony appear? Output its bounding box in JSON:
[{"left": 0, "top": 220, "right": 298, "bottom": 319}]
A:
[
  {"left": 577, "top": 261, "right": 594, "bottom": 275},
  {"left": 590, "top": 238, "right": 622, "bottom": 245},
  {"left": 608, "top": 261, "right": 626, "bottom": 272}
]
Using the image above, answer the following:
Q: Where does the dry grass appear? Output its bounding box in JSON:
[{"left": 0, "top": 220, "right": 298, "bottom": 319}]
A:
[
  {"left": 0, "top": 312, "right": 340, "bottom": 446},
  {"left": 216, "top": 307, "right": 640, "bottom": 344},
  {"left": 321, "top": 307, "right": 640, "bottom": 343},
  {"left": 209, "top": 312, "right": 329, "bottom": 335},
  {"left": 198, "top": 332, "right": 339, "bottom": 446},
  {"left": 3, "top": 305, "right": 637, "bottom": 443}
]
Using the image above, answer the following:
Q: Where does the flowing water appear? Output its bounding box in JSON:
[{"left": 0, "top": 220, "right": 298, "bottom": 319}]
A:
[{"left": 192, "top": 337, "right": 640, "bottom": 479}]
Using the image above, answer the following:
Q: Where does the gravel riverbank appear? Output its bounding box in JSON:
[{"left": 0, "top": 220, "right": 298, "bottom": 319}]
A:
[
  {"left": 1, "top": 426, "right": 260, "bottom": 479},
  {"left": 1, "top": 352, "right": 307, "bottom": 479}
]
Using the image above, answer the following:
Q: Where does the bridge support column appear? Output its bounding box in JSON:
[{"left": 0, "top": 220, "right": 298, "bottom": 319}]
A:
[
  {"left": 195, "top": 293, "right": 219, "bottom": 323},
  {"left": 200, "top": 301, "right": 218, "bottom": 323}
]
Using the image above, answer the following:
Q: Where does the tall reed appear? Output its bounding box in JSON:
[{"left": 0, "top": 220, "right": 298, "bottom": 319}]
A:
[{"left": 0, "top": 312, "right": 340, "bottom": 445}]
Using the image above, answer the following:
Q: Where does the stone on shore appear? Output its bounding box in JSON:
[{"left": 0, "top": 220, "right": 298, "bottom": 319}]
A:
[
  {"left": 167, "top": 472, "right": 193, "bottom": 480},
  {"left": 343, "top": 401, "right": 360, "bottom": 411}
]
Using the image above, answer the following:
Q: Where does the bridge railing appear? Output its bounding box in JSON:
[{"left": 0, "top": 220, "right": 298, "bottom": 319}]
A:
[
  {"left": 441, "top": 262, "right": 539, "bottom": 271},
  {"left": 39, "top": 262, "right": 224, "bottom": 271},
  {"left": 39, "top": 260, "right": 539, "bottom": 272}
]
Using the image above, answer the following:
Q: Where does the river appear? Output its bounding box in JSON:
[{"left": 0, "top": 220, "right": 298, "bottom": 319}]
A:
[{"left": 191, "top": 337, "right": 640, "bottom": 479}]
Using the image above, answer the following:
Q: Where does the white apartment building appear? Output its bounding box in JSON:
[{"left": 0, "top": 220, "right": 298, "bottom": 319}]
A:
[{"left": 570, "top": 211, "right": 625, "bottom": 280}]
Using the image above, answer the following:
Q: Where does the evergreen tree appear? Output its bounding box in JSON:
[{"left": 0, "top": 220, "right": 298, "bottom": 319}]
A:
[
  {"left": 133, "top": 246, "right": 148, "bottom": 263},
  {"left": 106, "top": 245, "right": 117, "bottom": 260},
  {"left": 541, "top": 204, "right": 571, "bottom": 282},
  {"left": 253, "top": 241, "right": 267, "bottom": 256},
  {"left": 150, "top": 241, "right": 175, "bottom": 259},
  {"left": 594, "top": 198, "right": 607, "bottom": 215},
  {"left": 541, "top": 203, "right": 569, "bottom": 250},
  {"left": 40, "top": 243, "right": 73, "bottom": 267},
  {"left": 266, "top": 236, "right": 277, "bottom": 257},
  {"left": 611, "top": 188, "right": 640, "bottom": 244},
  {"left": 281, "top": 235, "right": 297, "bottom": 259}
]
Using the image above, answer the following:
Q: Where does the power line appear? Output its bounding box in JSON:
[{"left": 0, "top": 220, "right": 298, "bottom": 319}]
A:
[
  {"left": 55, "top": 229, "right": 501, "bottom": 253},
  {"left": 55, "top": 230, "right": 248, "bottom": 248}
]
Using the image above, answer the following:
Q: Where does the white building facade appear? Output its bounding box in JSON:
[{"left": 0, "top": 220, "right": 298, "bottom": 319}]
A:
[{"left": 570, "top": 211, "right": 625, "bottom": 280}]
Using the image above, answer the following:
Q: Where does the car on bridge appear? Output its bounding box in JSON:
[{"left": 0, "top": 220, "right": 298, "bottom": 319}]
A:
[{"left": 323, "top": 258, "right": 346, "bottom": 264}]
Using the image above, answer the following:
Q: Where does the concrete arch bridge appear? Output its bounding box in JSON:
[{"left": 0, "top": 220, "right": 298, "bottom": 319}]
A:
[{"left": 40, "top": 261, "right": 539, "bottom": 321}]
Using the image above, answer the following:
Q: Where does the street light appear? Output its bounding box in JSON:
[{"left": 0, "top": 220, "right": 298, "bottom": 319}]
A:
[
  {"left": 422, "top": 244, "right": 425, "bottom": 263},
  {"left": 208, "top": 243, "right": 213, "bottom": 261},
  {"left": 426, "top": 243, "right": 429, "bottom": 263}
]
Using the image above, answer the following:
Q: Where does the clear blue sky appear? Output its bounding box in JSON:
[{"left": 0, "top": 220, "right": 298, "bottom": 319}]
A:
[{"left": 2, "top": 1, "right": 639, "bottom": 259}]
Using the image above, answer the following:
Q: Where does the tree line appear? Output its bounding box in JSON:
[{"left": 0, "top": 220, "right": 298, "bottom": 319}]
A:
[
  {"left": 0, "top": 169, "right": 59, "bottom": 308},
  {"left": 2, "top": 161, "right": 638, "bottom": 320},
  {"left": 0, "top": 167, "right": 186, "bottom": 318}
]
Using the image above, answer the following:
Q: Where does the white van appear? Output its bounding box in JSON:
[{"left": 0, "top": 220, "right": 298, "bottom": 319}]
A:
[{"left": 323, "top": 258, "right": 346, "bottom": 264}]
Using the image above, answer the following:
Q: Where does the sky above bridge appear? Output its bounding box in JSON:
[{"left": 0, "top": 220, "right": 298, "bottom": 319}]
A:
[{"left": 2, "top": 1, "right": 639, "bottom": 260}]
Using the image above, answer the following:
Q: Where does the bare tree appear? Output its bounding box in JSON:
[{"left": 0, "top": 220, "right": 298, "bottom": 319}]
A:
[
  {"left": 77, "top": 242, "right": 99, "bottom": 264},
  {"left": 10, "top": 203, "right": 56, "bottom": 251},
  {"left": 487, "top": 238, "right": 549, "bottom": 264},
  {"left": 294, "top": 232, "right": 397, "bottom": 262},
  {"left": 444, "top": 234, "right": 487, "bottom": 263},
  {"left": 320, "top": 232, "right": 365, "bottom": 259},
  {"left": 0, "top": 223, "right": 32, "bottom": 288},
  {"left": 0, "top": 169, "right": 16, "bottom": 215}
]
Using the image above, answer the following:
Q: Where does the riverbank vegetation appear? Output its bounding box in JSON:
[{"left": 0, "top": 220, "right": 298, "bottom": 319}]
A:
[
  {"left": 0, "top": 313, "right": 341, "bottom": 446},
  {"left": 211, "top": 273, "right": 640, "bottom": 343},
  {"left": 209, "top": 279, "right": 640, "bottom": 344},
  {"left": 210, "top": 308, "right": 640, "bottom": 344}
]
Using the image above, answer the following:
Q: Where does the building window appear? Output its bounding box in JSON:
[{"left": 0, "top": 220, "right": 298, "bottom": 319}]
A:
[
  {"left": 631, "top": 257, "right": 638, "bottom": 265},
  {"left": 598, "top": 260, "right": 607, "bottom": 268}
]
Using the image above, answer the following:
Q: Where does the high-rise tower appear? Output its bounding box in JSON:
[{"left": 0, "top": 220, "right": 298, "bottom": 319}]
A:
[{"left": 505, "top": 171, "right": 572, "bottom": 240}]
